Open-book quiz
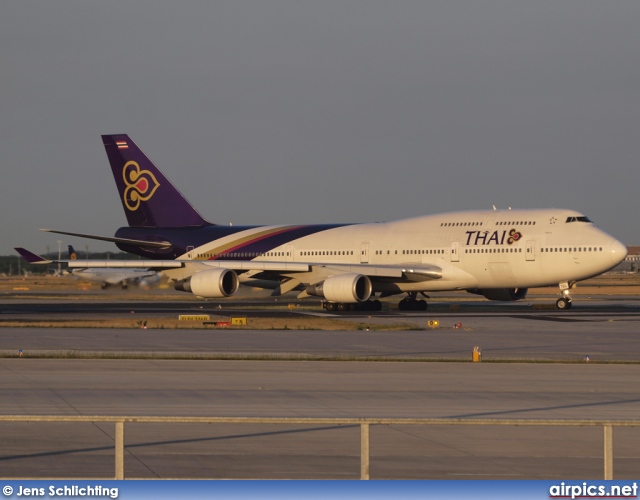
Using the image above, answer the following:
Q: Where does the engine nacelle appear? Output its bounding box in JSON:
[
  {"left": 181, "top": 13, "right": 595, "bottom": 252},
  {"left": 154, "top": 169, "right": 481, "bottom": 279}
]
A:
[
  {"left": 306, "top": 273, "right": 372, "bottom": 303},
  {"left": 467, "top": 288, "right": 528, "bottom": 301},
  {"left": 175, "top": 268, "right": 239, "bottom": 298}
]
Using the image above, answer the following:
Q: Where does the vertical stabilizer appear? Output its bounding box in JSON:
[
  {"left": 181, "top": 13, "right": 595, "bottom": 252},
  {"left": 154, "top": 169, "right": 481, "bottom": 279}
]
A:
[{"left": 102, "top": 134, "right": 212, "bottom": 228}]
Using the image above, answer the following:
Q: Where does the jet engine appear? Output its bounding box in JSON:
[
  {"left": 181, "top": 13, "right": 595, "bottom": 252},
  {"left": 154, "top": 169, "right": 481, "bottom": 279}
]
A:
[
  {"left": 306, "top": 273, "right": 372, "bottom": 303},
  {"left": 175, "top": 268, "right": 239, "bottom": 298},
  {"left": 467, "top": 288, "right": 528, "bottom": 301}
]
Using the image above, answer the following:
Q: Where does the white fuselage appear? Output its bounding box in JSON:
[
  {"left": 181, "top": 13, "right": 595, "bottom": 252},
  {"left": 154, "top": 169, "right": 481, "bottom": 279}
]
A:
[{"left": 184, "top": 208, "right": 626, "bottom": 294}]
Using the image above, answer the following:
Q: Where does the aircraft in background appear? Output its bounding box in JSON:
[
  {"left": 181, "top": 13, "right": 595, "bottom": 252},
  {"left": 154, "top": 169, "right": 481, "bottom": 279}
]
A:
[
  {"left": 65, "top": 245, "right": 160, "bottom": 289},
  {"left": 16, "top": 134, "right": 627, "bottom": 311}
]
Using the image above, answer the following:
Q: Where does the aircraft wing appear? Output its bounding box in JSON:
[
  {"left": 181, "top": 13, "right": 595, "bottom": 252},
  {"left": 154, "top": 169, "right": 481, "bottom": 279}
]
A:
[
  {"left": 15, "top": 248, "right": 182, "bottom": 270},
  {"left": 16, "top": 247, "right": 442, "bottom": 287},
  {"left": 16, "top": 248, "right": 311, "bottom": 273},
  {"left": 308, "top": 263, "right": 442, "bottom": 281},
  {"left": 64, "top": 260, "right": 312, "bottom": 273},
  {"left": 15, "top": 247, "right": 52, "bottom": 264},
  {"left": 67, "top": 260, "right": 185, "bottom": 269},
  {"left": 228, "top": 262, "right": 443, "bottom": 298},
  {"left": 182, "top": 260, "right": 442, "bottom": 281}
]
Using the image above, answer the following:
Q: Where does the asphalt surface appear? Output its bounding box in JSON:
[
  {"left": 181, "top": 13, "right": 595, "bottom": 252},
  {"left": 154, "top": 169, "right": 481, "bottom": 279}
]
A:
[
  {"left": 2, "top": 298, "right": 640, "bottom": 479},
  {"left": 2, "top": 360, "right": 640, "bottom": 479},
  {"left": 2, "top": 305, "right": 640, "bottom": 361}
]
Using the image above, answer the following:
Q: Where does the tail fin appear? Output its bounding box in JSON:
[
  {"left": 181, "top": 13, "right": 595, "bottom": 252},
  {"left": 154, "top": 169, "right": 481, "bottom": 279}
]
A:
[
  {"left": 68, "top": 245, "right": 78, "bottom": 260},
  {"left": 102, "top": 134, "right": 212, "bottom": 228}
]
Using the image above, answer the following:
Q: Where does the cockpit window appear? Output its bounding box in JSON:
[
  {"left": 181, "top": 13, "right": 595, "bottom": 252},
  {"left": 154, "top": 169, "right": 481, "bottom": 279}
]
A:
[{"left": 566, "top": 216, "right": 592, "bottom": 223}]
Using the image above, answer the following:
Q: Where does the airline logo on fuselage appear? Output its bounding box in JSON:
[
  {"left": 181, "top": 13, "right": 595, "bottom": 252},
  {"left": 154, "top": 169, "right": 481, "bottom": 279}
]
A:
[
  {"left": 464, "top": 229, "right": 522, "bottom": 246},
  {"left": 122, "top": 161, "right": 160, "bottom": 211}
]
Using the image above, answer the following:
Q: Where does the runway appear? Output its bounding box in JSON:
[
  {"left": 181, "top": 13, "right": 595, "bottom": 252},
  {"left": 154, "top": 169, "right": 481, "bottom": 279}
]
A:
[{"left": 2, "top": 298, "right": 640, "bottom": 479}]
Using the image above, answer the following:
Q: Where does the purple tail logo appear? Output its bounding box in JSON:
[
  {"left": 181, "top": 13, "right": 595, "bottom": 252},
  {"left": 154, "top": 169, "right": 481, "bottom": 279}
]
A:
[{"left": 122, "top": 161, "right": 160, "bottom": 211}]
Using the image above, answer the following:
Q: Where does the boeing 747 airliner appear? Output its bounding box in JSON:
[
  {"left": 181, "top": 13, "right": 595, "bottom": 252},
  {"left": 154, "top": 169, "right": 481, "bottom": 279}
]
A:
[{"left": 17, "top": 134, "right": 627, "bottom": 311}]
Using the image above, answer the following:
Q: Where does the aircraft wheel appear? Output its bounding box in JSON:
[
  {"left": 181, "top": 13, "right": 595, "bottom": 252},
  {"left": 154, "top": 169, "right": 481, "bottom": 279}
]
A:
[
  {"left": 399, "top": 299, "right": 423, "bottom": 311},
  {"left": 555, "top": 298, "right": 571, "bottom": 310},
  {"left": 372, "top": 300, "right": 382, "bottom": 311},
  {"left": 326, "top": 302, "right": 336, "bottom": 312},
  {"left": 337, "top": 303, "right": 348, "bottom": 312}
]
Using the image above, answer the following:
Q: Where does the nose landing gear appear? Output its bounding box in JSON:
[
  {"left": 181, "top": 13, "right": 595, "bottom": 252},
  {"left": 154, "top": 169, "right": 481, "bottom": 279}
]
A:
[{"left": 556, "top": 282, "right": 573, "bottom": 310}]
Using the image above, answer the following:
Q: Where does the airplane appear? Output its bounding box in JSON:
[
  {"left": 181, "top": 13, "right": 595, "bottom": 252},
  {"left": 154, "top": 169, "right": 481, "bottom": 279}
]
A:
[
  {"left": 16, "top": 134, "right": 627, "bottom": 311},
  {"left": 66, "top": 245, "right": 160, "bottom": 289}
]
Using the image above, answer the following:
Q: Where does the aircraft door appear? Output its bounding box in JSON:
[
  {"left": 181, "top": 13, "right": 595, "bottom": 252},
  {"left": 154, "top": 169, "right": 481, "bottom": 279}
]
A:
[
  {"left": 526, "top": 240, "right": 535, "bottom": 261},
  {"left": 451, "top": 242, "right": 460, "bottom": 262},
  {"left": 360, "top": 242, "right": 370, "bottom": 264},
  {"left": 286, "top": 244, "right": 295, "bottom": 262}
]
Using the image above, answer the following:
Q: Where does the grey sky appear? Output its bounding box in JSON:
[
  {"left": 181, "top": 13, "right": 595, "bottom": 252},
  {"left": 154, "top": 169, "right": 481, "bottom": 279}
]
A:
[{"left": 2, "top": 1, "right": 639, "bottom": 257}]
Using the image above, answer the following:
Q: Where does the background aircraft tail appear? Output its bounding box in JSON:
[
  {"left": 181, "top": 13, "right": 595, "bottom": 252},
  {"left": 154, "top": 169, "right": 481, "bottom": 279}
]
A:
[
  {"left": 68, "top": 245, "right": 78, "bottom": 260},
  {"left": 102, "top": 134, "right": 212, "bottom": 228}
]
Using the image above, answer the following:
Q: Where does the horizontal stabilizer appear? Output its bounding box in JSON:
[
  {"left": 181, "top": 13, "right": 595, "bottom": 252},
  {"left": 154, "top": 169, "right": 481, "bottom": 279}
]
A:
[{"left": 39, "top": 229, "right": 172, "bottom": 248}]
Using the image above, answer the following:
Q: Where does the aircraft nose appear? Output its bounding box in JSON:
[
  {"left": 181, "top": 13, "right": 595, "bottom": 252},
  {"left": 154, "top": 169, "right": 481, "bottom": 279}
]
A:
[{"left": 610, "top": 238, "right": 627, "bottom": 266}]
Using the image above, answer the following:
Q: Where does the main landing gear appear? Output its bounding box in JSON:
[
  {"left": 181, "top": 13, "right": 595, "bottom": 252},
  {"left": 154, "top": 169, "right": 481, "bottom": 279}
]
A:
[
  {"left": 398, "top": 292, "right": 428, "bottom": 311},
  {"left": 555, "top": 282, "right": 573, "bottom": 310},
  {"left": 324, "top": 299, "right": 382, "bottom": 312}
]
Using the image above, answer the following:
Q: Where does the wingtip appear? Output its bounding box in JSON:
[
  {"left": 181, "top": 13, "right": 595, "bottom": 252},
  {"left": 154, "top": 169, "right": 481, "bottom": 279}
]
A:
[{"left": 14, "top": 247, "right": 52, "bottom": 264}]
